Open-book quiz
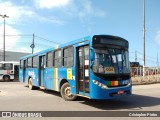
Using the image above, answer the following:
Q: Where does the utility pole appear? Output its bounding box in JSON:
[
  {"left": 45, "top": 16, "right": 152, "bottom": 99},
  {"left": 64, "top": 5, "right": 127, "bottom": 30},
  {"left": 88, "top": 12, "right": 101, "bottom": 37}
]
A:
[
  {"left": 32, "top": 34, "right": 35, "bottom": 54},
  {"left": 135, "top": 50, "right": 137, "bottom": 62},
  {"left": 0, "top": 14, "right": 9, "bottom": 61},
  {"left": 142, "top": 0, "right": 146, "bottom": 76},
  {"left": 157, "top": 52, "right": 159, "bottom": 68},
  {"left": 30, "top": 33, "right": 35, "bottom": 54}
]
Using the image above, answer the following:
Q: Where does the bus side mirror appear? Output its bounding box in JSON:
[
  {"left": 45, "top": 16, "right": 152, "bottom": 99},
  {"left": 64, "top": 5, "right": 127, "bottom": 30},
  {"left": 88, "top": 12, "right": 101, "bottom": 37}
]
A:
[{"left": 90, "top": 48, "right": 95, "bottom": 61}]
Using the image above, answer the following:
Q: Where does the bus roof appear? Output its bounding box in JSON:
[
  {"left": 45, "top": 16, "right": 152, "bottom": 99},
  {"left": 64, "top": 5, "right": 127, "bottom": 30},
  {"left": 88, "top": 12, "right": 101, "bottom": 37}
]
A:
[
  {"left": 0, "top": 61, "right": 19, "bottom": 64},
  {"left": 20, "top": 35, "right": 128, "bottom": 60},
  {"left": 20, "top": 36, "right": 92, "bottom": 60},
  {"left": 20, "top": 47, "right": 54, "bottom": 60},
  {"left": 58, "top": 36, "right": 91, "bottom": 48}
]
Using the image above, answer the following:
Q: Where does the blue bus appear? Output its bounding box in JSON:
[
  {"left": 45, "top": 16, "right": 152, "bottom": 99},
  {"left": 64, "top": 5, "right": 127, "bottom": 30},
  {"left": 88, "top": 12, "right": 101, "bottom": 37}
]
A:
[{"left": 19, "top": 35, "right": 132, "bottom": 100}]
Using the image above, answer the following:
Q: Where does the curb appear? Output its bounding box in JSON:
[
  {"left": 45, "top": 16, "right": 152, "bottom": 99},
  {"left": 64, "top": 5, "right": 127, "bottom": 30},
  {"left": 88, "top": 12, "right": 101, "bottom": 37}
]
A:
[{"left": 132, "top": 81, "right": 160, "bottom": 86}]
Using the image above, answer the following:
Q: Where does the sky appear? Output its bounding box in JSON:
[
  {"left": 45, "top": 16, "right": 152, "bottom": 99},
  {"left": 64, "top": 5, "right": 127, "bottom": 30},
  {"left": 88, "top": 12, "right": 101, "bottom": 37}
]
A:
[{"left": 0, "top": 0, "right": 160, "bottom": 67}]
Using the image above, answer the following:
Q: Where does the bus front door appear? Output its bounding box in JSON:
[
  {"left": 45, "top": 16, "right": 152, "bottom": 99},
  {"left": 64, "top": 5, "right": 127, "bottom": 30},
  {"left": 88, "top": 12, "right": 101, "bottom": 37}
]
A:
[
  {"left": 77, "top": 46, "right": 90, "bottom": 96},
  {"left": 39, "top": 55, "right": 45, "bottom": 86}
]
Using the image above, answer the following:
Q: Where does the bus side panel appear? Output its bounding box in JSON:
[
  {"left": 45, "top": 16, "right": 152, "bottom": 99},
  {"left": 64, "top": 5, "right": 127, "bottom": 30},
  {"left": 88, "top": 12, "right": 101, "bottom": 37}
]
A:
[
  {"left": 25, "top": 68, "right": 39, "bottom": 87},
  {"left": 69, "top": 67, "right": 76, "bottom": 95},
  {"left": 32, "top": 69, "right": 39, "bottom": 87},
  {"left": 58, "top": 68, "right": 76, "bottom": 95},
  {"left": 44, "top": 68, "right": 54, "bottom": 90},
  {"left": 19, "top": 69, "right": 23, "bottom": 82}
]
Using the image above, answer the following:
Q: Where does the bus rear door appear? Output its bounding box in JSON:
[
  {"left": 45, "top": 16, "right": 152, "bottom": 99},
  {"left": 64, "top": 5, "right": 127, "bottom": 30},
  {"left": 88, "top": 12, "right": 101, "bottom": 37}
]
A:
[
  {"left": 39, "top": 55, "right": 46, "bottom": 86},
  {"left": 23, "top": 60, "right": 27, "bottom": 82}
]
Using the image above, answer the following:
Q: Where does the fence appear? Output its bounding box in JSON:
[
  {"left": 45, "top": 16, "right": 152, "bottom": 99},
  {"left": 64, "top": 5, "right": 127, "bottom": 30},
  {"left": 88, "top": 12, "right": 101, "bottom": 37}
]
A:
[{"left": 131, "top": 67, "right": 160, "bottom": 85}]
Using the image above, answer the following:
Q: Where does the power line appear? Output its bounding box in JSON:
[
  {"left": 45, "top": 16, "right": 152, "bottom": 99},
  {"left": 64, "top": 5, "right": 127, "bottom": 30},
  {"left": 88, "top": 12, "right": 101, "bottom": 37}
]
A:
[
  {"left": 0, "top": 34, "right": 59, "bottom": 44},
  {"left": 35, "top": 35, "right": 59, "bottom": 44},
  {"left": 137, "top": 51, "right": 156, "bottom": 59}
]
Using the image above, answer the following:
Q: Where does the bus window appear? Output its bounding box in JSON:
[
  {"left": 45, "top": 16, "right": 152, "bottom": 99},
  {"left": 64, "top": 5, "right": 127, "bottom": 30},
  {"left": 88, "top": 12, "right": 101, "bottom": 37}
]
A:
[
  {"left": 63, "top": 47, "right": 73, "bottom": 67},
  {"left": 33, "top": 56, "right": 38, "bottom": 68},
  {"left": 27, "top": 57, "right": 32, "bottom": 68},
  {"left": 46, "top": 52, "right": 53, "bottom": 68},
  {"left": 0, "top": 63, "right": 3, "bottom": 70},
  {"left": 4, "top": 63, "right": 13, "bottom": 70},
  {"left": 54, "top": 49, "right": 62, "bottom": 67}
]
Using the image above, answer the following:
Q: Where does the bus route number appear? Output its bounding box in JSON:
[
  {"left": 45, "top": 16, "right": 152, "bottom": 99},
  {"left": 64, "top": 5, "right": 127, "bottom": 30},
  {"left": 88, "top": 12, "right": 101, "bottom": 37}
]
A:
[{"left": 105, "top": 67, "right": 115, "bottom": 73}]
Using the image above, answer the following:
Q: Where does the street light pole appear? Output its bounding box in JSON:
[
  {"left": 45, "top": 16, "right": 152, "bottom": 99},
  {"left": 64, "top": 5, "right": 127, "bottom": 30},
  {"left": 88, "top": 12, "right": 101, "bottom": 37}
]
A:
[
  {"left": 142, "top": 0, "right": 146, "bottom": 77},
  {"left": 0, "top": 14, "right": 9, "bottom": 61}
]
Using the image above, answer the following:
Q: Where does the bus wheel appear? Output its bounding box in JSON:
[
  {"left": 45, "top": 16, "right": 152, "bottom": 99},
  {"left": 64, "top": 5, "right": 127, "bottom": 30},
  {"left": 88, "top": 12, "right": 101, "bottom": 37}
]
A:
[
  {"left": 60, "top": 82, "right": 77, "bottom": 101},
  {"left": 3, "top": 76, "right": 10, "bottom": 81},
  {"left": 28, "top": 78, "right": 34, "bottom": 90}
]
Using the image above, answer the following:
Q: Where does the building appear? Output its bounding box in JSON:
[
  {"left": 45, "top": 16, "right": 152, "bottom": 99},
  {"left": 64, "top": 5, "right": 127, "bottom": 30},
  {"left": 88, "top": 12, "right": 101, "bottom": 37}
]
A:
[{"left": 0, "top": 50, "right": 31, "bottom": 61}]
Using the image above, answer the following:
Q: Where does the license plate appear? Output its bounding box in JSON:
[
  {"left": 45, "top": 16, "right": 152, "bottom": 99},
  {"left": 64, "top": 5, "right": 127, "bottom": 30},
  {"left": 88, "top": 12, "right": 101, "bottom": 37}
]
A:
[{"left": 118, "top": 90, "right": 124, "bottom": 94}]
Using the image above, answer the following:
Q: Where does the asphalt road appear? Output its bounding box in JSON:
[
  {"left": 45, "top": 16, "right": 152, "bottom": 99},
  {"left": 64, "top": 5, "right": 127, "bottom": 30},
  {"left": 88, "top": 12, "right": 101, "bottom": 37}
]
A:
[{"left": 0, "top": 81, "right": 160, "bottom": 119}]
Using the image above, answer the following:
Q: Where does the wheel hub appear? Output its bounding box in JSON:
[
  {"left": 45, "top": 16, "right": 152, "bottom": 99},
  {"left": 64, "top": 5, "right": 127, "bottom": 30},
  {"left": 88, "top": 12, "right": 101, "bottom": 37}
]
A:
[{"left": 64, "top": 86, "right": 72, "bottom": 97}]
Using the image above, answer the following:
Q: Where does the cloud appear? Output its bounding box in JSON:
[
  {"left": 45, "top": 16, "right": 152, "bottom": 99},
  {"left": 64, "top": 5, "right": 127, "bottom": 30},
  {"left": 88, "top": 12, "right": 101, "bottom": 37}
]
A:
[
  {"left": 34, "top": 15, "right": 64, "bottom": 25},
  {"left": 0, "top": 0, "right": 64, "bottom": 52},
  {"left": 0, "top": 25, "right": 20, "bottom": 50},
  {"left": 34, "top": 0, "right": 106, "bottom": 23},
  {"left": 0, "top": 0, "right": 106, "bottom": 25},
  {"left": 155, "top": 30, "right": 160, "bottom": 44},
  {"left": 0, "top": 1, "right": 64, "bottom": 25},
  {"left": 0, "top": 1, "right": 34, "bottom": 25},
  {"left": 35, "top": 0, "right": 71, "bottom": 9},
  {"left": 77, "top": 0, "right": 106, "bottom": 22}
]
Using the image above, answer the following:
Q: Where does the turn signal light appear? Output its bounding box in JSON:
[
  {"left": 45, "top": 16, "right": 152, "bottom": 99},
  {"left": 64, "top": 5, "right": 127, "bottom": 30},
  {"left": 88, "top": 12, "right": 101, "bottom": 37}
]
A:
[{"left": 93, "top": 80, "right": 108, "bottom": 89}]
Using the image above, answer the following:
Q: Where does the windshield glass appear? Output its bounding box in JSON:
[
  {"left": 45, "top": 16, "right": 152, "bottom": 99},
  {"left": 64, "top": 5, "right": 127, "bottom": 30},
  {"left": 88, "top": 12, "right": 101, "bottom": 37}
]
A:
[{"left": 92, "top": 48, "right": 130, "bottom": 74}]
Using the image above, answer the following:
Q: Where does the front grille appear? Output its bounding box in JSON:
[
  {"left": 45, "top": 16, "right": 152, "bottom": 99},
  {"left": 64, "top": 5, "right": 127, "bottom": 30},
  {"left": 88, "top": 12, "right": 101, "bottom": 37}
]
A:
[
  {"left": 93, "top": 73, "right": 131, "bottom": 87},
  {"left": 94, "top": 73, "right": 130, "bottom": 81},
  {"left": 107, "top": 84, "right": 128, "bottom": 88},
  {"left": 106, "top": 79, "right": 130, "bottom": 87}
]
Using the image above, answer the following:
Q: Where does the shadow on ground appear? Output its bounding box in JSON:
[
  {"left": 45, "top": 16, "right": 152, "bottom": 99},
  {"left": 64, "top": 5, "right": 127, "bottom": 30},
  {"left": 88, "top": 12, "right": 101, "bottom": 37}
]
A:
[
  {"left": 32, "top": 88, "right": 160, "bottom": 110},
  {"left": 78, "top": 94, "right": 160, "bottom": 110},
  {"left": 0, "top": 79, "right": 19, "bottom": 82},
  {"left": 15, "top": 82, "right": 160, "bottom": 110}
]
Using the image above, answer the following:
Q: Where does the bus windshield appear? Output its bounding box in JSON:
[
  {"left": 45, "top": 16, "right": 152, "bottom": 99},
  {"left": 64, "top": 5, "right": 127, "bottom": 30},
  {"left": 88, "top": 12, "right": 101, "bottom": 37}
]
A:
[{"left": 92, "top": 47, "right": 130, "bottom": 74}]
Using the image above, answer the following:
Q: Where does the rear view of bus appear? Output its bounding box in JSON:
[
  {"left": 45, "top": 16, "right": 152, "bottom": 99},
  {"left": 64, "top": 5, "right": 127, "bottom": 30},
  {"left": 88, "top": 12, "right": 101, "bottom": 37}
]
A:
[
  {"left": 0, "top": 61, "right": 19, "bottom": 81},
  {"left": 89, "top": 35, "right": 131, "bottom": 99}
]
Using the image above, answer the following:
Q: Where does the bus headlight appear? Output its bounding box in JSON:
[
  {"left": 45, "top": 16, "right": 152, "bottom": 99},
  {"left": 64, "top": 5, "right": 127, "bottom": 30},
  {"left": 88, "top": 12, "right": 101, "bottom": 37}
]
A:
[
  {"left": 93, "top": 80, "right": 108, "bottom": 89},
  {"left": 93, "top": 80, "right": 98, "bottom": 85},
  {"left": 98, "top": 83, "right": 102, "bottom": 87},
  {"left": 101, "top": 84, "right": 107, "bottom": 89}
]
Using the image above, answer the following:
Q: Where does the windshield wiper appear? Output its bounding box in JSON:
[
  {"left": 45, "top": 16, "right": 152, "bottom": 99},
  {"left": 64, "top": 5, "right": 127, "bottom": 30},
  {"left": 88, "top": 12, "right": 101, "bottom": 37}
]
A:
[{"left": 106, "top": 47, "right": 114, "bottom": 67}]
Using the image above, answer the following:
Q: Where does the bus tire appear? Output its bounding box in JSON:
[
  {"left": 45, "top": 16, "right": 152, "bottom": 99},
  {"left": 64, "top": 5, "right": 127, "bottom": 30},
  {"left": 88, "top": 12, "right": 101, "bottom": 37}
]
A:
[
  {"left": 28, "top": 78, "right": 35, "bottom": 90},
  {"left": 60, "top": 82, "right": 77, "bottom": 101},
  {"left": 3, "top": 75, "right": 10, "bottom": 81}
]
